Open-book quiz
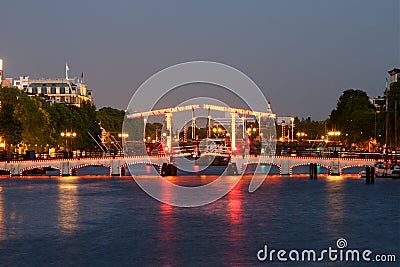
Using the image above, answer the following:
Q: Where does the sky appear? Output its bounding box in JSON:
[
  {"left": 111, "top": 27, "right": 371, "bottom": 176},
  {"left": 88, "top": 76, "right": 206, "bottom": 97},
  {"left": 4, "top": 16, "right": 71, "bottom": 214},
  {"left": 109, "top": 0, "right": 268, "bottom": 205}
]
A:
[{"left": 1, "top": 0, "right": 399, "bottom": 120}]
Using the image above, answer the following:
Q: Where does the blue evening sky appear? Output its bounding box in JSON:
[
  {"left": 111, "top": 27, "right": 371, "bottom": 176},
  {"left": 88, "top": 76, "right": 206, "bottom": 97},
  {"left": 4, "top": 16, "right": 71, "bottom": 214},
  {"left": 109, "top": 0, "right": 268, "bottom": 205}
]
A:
[{"left": 1, "top": 0, "right": 399, "bottom": 120}]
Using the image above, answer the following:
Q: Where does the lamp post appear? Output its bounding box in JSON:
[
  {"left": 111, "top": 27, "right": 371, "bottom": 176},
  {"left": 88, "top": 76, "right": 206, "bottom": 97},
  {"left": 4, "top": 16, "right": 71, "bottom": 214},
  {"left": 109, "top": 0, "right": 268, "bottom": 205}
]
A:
[
  {"left": 61, "top": 131, "right": 77, "bottom": 155},
  {"left": 212, "top": 126, "right": 224, "bottom": 138},
  {"left": 118, "top": 133, "right": 129, "bottom": 148},
  {"left": 328, "top": 131, "right": 341, "bottom": 157},
  {"left": 296, "top": 132, "right": 307, "bottom": 141},
  {"left": 118, "top": 133, "right": 129, "bottom": 138}
]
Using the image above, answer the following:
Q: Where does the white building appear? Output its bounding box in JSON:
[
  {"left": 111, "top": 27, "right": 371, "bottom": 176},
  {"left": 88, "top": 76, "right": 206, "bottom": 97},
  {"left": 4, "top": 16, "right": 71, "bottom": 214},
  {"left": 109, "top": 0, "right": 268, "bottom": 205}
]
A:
[{"left": 13, "top": 76, "right": 92, "bottom": 107}]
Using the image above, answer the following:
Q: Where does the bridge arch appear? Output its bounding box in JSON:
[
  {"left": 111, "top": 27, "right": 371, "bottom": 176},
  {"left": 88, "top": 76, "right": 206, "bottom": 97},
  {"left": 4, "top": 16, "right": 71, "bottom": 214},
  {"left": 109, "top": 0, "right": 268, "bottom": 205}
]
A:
[
  {"left": 242, "top": 162, "right": 282, "bottom": 175},
  {"left": 20, "top": 166, "right": 61, "bottom": 176},
  {"left": 290, "top": 163, "right": 331, "bottom": 175},
  {"left": 70, "top": 164, "right": 111, "bottom": 176},
  {"left": 340, "top": 164, "right": 370, "bottom": 175},
  {"left": 0, "top": 167, "right": 11, "bottom": 176},
  {"left": 120, "top": 162, "right": 162, "bottom": 176}
]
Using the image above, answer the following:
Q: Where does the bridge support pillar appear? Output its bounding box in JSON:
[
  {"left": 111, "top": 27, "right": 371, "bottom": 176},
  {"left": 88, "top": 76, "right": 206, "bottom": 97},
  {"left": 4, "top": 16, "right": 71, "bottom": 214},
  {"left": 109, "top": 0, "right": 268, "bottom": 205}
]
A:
[
  {"left": 161, "top": 163, "right": 177, "bottom": 176},
  {"left": 331, "top": 160, "right": 340, "bottom": 175},
  {"left": 281, "top": 160, "right": 290, "bottom": 175},
  {"left": 5, "top": 162, "right": 19, "bottom": 176},
  {"left": 309, "top": 163, "right": 318, "bottom": 179},
  {"left": 227, "top": 163, "right": 238, "bottom": 175},
  {"left": 61, "top": 162, "right": 70, "bottom": 176},
  {"left": 366, "top": 166, "right": 375, "bottom": 184},
  {"left": 111, "top": 160, "right": 120, "bottom": 176}
]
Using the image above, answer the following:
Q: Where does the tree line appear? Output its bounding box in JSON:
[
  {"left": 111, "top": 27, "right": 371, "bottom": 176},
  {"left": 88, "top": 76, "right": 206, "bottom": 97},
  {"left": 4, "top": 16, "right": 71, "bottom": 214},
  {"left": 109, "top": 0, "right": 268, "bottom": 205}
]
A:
[{"left": 0, "top": 87, "right": 103, "bottom": 152}]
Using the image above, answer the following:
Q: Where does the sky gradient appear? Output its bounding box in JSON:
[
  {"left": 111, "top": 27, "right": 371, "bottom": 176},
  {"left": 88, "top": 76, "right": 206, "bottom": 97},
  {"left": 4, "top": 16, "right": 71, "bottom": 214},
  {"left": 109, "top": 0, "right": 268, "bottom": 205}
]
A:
[{"left": 1, "top": 0, "right": 399, "bottom": 120}]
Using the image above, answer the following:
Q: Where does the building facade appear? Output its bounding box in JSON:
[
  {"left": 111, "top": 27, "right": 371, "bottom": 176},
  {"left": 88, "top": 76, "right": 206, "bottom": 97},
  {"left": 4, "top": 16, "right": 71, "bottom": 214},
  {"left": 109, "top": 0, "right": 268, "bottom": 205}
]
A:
[
  {"left": 388, "top": 68, "right": 400, "bottom": 85},
  {"left": 0, "top": 59, "right": 3, "bottom": 86},
  {"left": 13, "top": 75, "right": 93, "bottom": 107},
  {"left": 0, "top": 59, "right": 93, "bottom": 107}
]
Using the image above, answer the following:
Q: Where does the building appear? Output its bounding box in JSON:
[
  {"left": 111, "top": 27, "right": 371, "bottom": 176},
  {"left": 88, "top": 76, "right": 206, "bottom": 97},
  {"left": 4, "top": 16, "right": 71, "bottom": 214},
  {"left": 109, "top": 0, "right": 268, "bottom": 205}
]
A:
[
  {"left": 388, "top": 68, "right": 400, "bottom": 85},
  {"left": 1, "top": 78, "right": 13, "bottom": 88},
  {"left": 0, "top": 59, "right": 13, "bottom": 88},
  {"left": 13, "top": 75, "right": 93, "bottom": 107},
  {"left": 369, "top": 68, "right": 399, "bottom": 112},
  {"left": 10, "top": 64, "right": 93, "bottom": 107},
  {"left": 370, "top": 96, "right": 385, "bottom": 112},
  {"left": 0, "top": 59, "right": 3, "bottom": 86}
]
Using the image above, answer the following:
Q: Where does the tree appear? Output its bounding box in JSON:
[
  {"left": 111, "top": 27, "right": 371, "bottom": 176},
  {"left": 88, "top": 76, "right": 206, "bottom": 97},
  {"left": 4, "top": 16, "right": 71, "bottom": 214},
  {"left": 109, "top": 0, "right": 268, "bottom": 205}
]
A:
[
  {"left": 17, "top": 95, "right": 50, "bottom": 151},
  {"left": 294, "top": 117, "right": 325, "bottom": 140},
  {"left": 330, "top": 89, "right": 375, "bottom": 149},
  {"left": 72, "top": 102, "right": 101, "bottom": 150},
  {"left": 46, "top": 103, "right": 75, "bottom": 148},
  {"left": 386, "top": 80, "right": 400, "bottom": 148},
  {"left": 96, "top": 107, "right": 125, "bottom": 134},
  {"left": 0, "top": 102, "right": 22, "bottom": 150}
]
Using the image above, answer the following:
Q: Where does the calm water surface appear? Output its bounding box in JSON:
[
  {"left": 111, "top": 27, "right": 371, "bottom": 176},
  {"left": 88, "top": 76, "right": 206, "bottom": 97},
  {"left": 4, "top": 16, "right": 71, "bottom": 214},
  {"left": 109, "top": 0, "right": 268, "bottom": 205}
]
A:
[{"left": 0, "top": 174, "right": 398, "bottom": 266}]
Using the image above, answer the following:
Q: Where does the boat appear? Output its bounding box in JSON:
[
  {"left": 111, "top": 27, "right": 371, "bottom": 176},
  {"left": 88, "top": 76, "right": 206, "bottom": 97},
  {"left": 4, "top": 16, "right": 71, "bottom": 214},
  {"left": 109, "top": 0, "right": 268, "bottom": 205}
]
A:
[
  {"left": 195, "top": 138, "right": 230, "bottom": 166},
  {"left": 361, "top": 162, "right": 400, "bottom": 178},
  {"left": 391, "top": 165, "right": 400, "bottom": 178},
  {"left": 374, "top": 162, "right": 391, "bottom": 177}
]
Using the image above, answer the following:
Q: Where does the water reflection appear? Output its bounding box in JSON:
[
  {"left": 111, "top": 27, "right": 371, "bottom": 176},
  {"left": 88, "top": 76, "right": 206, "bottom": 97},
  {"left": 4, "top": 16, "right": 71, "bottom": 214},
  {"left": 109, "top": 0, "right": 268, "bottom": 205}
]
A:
[
  {"left": 157, "top": 180, "right": 177, "bottom": 266},
  {"left": 325, "top": 176, "right": 345, "bottom": 237},
  {"left": 58, "top": 178, "right": 79, "bottom": 235},
  {"left": 227, "top": 184, "right": 243, "bottom": 225},
  {"left": 225, "top": 182, "right": 246, "bottom": 264},
  {"left": 0, "top": 186, "right": 5, "bottom": 240}
]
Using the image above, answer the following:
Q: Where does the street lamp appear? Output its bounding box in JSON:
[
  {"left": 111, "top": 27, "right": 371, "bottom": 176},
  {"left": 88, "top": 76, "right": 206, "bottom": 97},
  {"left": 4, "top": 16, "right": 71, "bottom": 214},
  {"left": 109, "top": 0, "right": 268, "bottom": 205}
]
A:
[
  {"left": 247, "top": 126, "right": 257, "bottom": 135},
  {"left": 296, "top": 132, "right": 307, "bottom": 140},
  {"left": 328, "top": 131, "right": 341, "bottom": 157},
  {"left": 61, "top": 131, "right": 77, "bottom": 153},
  {"left": 328, "top": 131, "right": 341, "bottom": 137},
  {"left": 118, "top": 133, "right": 129, "bottom": 138}
]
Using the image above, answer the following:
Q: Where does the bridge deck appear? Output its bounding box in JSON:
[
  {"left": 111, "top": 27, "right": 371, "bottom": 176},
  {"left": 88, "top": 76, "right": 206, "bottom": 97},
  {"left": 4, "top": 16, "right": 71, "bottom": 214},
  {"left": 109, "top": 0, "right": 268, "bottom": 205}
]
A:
[{"left": 0, "top": 155, "right": 375, "bottom": 176}]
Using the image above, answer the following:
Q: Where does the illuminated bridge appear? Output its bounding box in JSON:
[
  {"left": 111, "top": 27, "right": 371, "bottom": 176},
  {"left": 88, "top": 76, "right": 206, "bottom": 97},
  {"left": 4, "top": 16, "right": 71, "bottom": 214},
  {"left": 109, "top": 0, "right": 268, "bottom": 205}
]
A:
[
  {"left": 0, "top": 104, "right": 376, "bottom": 176},
  {"left": 125, "top": 104, "right": 276, "bottom": 153},
  {"left": 0, "top": 155, "right": 375, "bottom": 176}
]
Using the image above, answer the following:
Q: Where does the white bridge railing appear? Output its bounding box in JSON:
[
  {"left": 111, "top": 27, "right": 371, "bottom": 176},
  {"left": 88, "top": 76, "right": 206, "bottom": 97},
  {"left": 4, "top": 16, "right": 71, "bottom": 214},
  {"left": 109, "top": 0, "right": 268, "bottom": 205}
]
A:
[{"left": 0, "top": 155, "right": 375, "bottom": 176}]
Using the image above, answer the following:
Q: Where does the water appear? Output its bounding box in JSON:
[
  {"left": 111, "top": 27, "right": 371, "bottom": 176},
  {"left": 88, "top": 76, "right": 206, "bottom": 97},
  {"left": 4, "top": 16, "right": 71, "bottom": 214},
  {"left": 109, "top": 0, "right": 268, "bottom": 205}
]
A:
[{"left": 0, "top": 174, "right": 398, "bottom": 266}]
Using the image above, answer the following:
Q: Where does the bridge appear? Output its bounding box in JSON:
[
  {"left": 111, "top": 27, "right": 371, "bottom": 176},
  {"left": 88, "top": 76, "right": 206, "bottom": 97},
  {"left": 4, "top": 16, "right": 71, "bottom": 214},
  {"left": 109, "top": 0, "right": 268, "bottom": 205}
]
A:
[
  {"left": 0, "top": 103, "right": 376, "bottom": 176},
  {"left": 0, "top": 155, "right": 375, "bottom": 176},
  {"left": 125, "top": 104, "right": 276, "bottom": 154}
]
